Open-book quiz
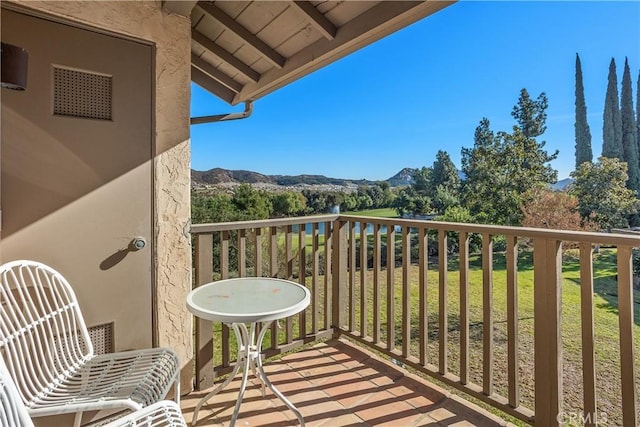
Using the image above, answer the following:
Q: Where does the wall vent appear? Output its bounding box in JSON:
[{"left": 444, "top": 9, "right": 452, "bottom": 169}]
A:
[
  {"left": 53, "top": 66, "right": 112, "bottom": 120},
  {"left": 53, "top": 322, "right": 114, "bottom": 357},
  {"left": 88, "top": 322, "right": 115, "bottom": 355}
]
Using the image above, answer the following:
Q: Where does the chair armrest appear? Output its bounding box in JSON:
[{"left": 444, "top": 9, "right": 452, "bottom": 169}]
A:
[{"left": 105, "top": 400, "right": 186, "bottom": 427}]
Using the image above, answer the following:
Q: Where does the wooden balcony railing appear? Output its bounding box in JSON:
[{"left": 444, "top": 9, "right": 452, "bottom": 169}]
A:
[
  {"left": 191, "top": 215, "right": 339, "bottom": 390},
  {"left": 191, "top": 215, "right": 640, "bottom": 426}
]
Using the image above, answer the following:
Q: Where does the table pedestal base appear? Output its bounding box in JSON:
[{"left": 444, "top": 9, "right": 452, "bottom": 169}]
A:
[{"left": 192, "top": 321, "right": 305, "bottom": 427}]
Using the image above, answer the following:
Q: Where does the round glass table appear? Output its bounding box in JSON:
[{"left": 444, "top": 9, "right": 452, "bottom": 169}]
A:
[{"left": 187, "top": 277, "right": 310, "bottom": 426}]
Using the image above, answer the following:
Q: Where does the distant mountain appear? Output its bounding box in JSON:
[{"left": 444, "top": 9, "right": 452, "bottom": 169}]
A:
[
  {"left": 191, "top": 168, "right": 275, "bottom": 185},
  {"left": 193, "top": 167, "right": 470, "bottom": 188},
  {"left": 386, "top": 168, "right": 417, "bottom": 187},
  {"left": 192, "top": 167, "right": 470, "bottom": 188},
  {"left": 385, "top": 168, "right": 465, "bottom": 187},
  {"left": 192, "top": 168, "right": 376, "bottom": 187},
  {"left": 550, "top": 178, "right": 573, "bottom": 191}
]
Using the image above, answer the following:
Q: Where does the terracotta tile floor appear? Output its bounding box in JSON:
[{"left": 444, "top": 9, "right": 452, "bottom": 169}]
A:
[{"left": 181, "top": 339, "right": 512, "bottom": 427}]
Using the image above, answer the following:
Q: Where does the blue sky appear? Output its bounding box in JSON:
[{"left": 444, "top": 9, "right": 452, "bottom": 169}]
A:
[{"left": 190, "top": 1, "right": 640, "bottom": 181}]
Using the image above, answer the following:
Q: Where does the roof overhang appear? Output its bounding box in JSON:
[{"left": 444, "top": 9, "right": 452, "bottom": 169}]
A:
[{"left": 166, "top": 1, "right": 455, "bottom": 105}]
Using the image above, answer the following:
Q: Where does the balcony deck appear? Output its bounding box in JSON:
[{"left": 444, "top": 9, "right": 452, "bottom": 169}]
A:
[
  {"left": 191, "top": 215, "right": 640, "bottom": 425},
  {"left": 181, "top": 339, "right": 510, "bottom": 426}
]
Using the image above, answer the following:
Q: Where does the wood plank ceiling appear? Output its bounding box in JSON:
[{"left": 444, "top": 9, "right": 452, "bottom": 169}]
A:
[{"left": 164, "top": 1, "right": 454, "bottom": 105}]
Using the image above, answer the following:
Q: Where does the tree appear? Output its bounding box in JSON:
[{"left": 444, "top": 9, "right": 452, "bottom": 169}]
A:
[
  {"left": 324, "top": 192, "right": 344, "bottom": 210},
  {"left": 340, "top": 193, "right": 358, "bottom": 212},
  {"left": 520, "top": 187, "right": 598, "bottom": 232},
  {"left": 637, "top": 70, "right": 640, "bottom": 169},
  {"left": 434, "top": 206, "right": 481, "bottom": 253},
  {"left": 376, "top": 181, "right": 395, "bottom": 207},
  {"left": 431, "top": 150, "right": 460, "bottom": 191},
  {"left": 357, "top": 181, "right": 394, "bottom": 209},
  {"left": 433, "top": 185, "right": 459, "bottom": 214},
  {"left": 621, "top": 57, "right": 639, "bottom": 194},
  {"left": 462, "top": 97, "right": 558, "bottom": 226},
  {"left": 270, "top": 191, "right": 306, "bottom": 217},
  {"left": 602, "top": 58, "right": 623, "bottom": 159},
  {"left": 392, "top": 187, "right": 431, "bottom": 217},
  {"left": 231, "top": 183, "right": 272, "bottom": 220},
  {"left": 511, "top": 88, "right": 548, "bottom": 138},
  {"left": 392, "top": 188, "right": 412, "bottom": 217},
  {"left": 412, "top": 167, "right": 432, "bottom": 195},
  {"left": 436, "top": 205, "right": 473, "bottom": 223},
  {"left": 430, "top": 150, "right": 461, "bottom": 213},
  {"left": 363, "top": 184, "right": 385, "bottom": 208},
  {"left": 574, "top": 53, "right": 593, "bottom": 167},
  {"left": 356, "top": 193, "right": 373, "bottom": 210},
  {"left": 461, "top": 118, "right": 504, "bottom": 223},
  {"left": 301, "top": 190, "right": 327, "bottom": 214},
  {"left": 191, "top": 191, "right": 237, "bottom": 224},
  {"left": 569, "top": 157, "right": 640, "bottom": 231},
  {"left": 390, "top": 166, "right": 435, "bottom": 216}
]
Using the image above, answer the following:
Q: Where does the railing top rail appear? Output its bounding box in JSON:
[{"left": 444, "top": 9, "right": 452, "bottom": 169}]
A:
[
  {"left": 338, "top": 215, "right": 640, "bottom": 247},
  {"left": 191, "top": 213, "right": 640, "bottom": 246},
  {"left": 191, "top": 214, "right": 339, "bottom": 234}
]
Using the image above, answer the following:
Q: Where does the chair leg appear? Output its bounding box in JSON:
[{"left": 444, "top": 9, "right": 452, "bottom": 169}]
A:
[
  {"left": 73, "top": 411, "right": 83, "bottom": 427},
  {"left": 174, "top": 375, "right": 181, "bottom": 405}
]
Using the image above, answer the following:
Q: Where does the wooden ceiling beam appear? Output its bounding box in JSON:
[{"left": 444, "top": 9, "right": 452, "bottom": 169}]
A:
[
  {"left": 192, "top": 66, "right": 236, "bottom": 104},
  {"left": 289, "top": 1, "right": 336, "bottom": 40},
  {"left": 192, "top": 29, "right": 260, "bottom": 82},
  {"left": 191, "top": 53, "right": 243, "bottom": 93},
  {"left": 234, "top": 1, "right": 454, "bottom": 105},
  {"left": 197, "top": 1, "right": 286, "bottom": 69}
]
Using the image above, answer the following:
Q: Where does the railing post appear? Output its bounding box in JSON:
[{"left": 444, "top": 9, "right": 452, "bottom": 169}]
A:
[
  {"left": 438, "top": 230, "right": 448, "bottom": 375},
  {"left": 579, "top": 242, "right": 597, "bottom": 426},
  {"left": 482, "top": 233, "right": 492, "bottom": 393},
  {"left": 533, "top": 237, "right": 563, "bottom": 426},
  {"left": 617, "top": 245, "right": 638, "bottom": 426},
  {"left": 506, "top": 235, "right": 520, "bottom": 408},
  {"left": 194, "top": 233, "right": 214, "bottom": 390},
  {"left": 332, "top": 218, "right": 348, "bottom": 333}
]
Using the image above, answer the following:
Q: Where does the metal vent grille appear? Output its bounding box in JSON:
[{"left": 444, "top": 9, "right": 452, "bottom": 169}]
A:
[
  {"left": 53, "top": 66, "right": 112, "bottom": 120},
  {"left": 88, "top": 322, "right": 114, "bottom": 355}
]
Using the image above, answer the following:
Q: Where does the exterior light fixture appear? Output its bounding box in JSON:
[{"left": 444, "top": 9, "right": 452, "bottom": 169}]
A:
[{"left": 1, "top": 42, "right": 29, "bottom": 90}]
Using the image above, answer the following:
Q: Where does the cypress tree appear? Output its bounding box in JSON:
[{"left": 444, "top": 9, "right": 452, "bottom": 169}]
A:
[
  {"left": 621, "top": 58, "right": 639, "bottom": 193},
  {"left": 602, "top": 58, "right": 623, "bottom": 159},
  {"left": 637, "top": 70, "right": 640, "bottom": 173},
  {"left": 574, "top": 53, "right": 592, "bottom": 168}
]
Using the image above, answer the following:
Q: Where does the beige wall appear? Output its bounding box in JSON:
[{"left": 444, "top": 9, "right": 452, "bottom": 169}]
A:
[{"left": 4, "top": 0, "right": 193, "bottom": 393}]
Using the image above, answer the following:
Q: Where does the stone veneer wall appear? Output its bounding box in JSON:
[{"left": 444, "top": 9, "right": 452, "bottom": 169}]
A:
[{"left": 7, "top": 0, "right": 194, "bottom": 394}]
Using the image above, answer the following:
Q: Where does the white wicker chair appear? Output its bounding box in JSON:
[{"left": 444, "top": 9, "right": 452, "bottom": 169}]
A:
[
  {"left": 1, "top": 358, "right": 186, "bottom": 427},
  {"left": 0, "top": 358, "right": 33, "bottom": 427},
  {"left": 0, "top": 260, "right": 181, "bottom": 427},
  {"left": 102, "top": 401, "right": 186, "bottom": 427}
]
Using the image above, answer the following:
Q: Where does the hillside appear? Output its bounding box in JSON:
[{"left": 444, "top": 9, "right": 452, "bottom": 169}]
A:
[
  {"left": 192, "top": 167, "right": 571, "bottom": 192},
  {"left": 550, "top": 177, "right": 573, "bottom": 191},
  {"left": 191, "top": 168, "right": 275, "bottom": 184},
  {"left": 192, "top": 167, "right": 393, "bottom": 188},
  {"left": 386, "top": 167, "right": 417, "bottom": 187}
]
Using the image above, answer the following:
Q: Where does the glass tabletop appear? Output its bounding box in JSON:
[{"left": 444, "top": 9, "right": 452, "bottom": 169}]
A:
[{"left": 187, "top": 277, "right": 311, "bottom": 323}]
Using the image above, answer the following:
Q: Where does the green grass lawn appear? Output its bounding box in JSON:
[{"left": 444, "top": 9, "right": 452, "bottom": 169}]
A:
[
  {"left": 344, "top": 247, "right": 640, "bottom": 426},
  {"left": 209, "top": 241, "right": 639, "bottom": 426}
]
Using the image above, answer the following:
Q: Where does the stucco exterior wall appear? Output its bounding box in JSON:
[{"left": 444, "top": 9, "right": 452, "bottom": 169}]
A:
[{"left": 6, "top": 0, "right": 193, "bottom": 393}]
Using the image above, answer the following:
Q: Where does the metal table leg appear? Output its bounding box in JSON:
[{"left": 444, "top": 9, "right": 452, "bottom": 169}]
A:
[{"left": 192, "top": 321, "right": 305, "bottom": 427}]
